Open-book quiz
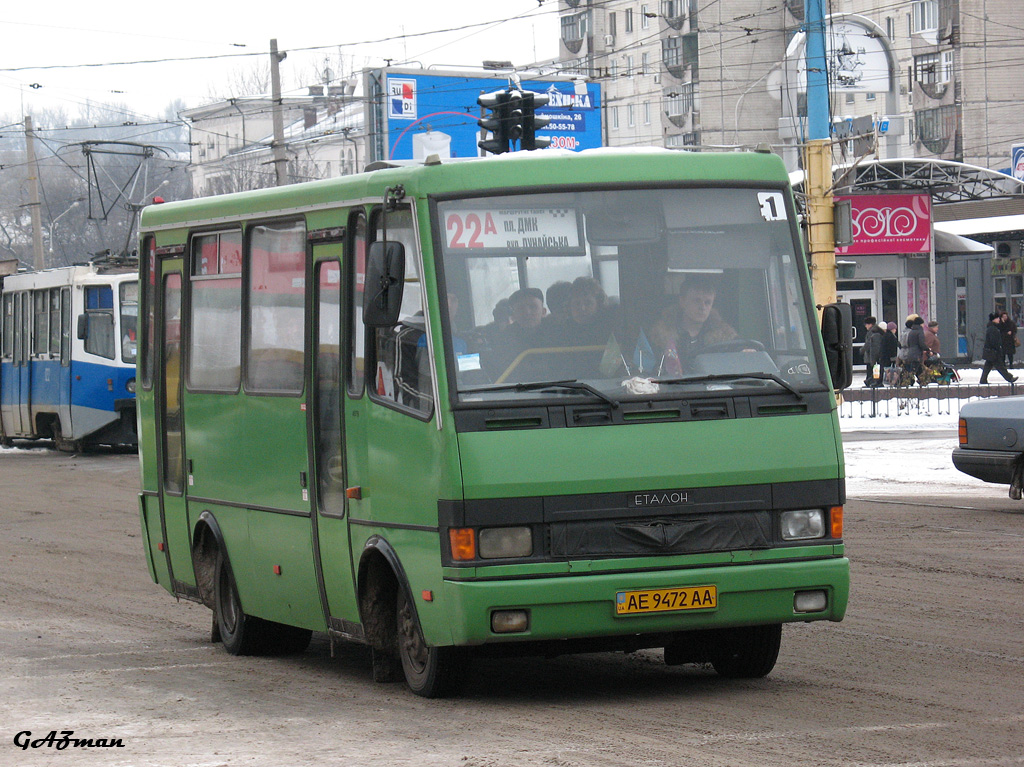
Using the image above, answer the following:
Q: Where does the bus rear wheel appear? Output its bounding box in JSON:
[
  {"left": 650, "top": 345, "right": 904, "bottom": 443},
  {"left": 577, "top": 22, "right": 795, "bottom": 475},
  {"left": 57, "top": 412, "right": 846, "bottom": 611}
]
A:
[
  {"left": 709, "top": 624, "right": 782, "bottom": 678},
  {"left": 395, "top": 587, "right": 464, "bottom": 697}
]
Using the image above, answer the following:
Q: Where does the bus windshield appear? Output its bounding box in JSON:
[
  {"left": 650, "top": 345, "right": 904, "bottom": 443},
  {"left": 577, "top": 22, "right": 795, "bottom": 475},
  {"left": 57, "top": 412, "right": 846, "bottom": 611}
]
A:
[{"left": 436, "top": 187, "right": 822, "bottom": 405}]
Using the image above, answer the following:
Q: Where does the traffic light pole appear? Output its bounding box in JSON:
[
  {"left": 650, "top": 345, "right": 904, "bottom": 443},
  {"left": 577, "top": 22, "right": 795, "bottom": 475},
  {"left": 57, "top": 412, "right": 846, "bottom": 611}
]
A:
[{"left": 804, "top": 0, "right": 836, "bottom": 310}]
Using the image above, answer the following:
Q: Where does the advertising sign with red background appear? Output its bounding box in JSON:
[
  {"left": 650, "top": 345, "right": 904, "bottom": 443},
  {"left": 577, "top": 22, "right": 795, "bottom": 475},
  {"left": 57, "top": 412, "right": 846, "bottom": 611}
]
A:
[{"left": 835, "top": 193, "right": 932, "bottom": 255}]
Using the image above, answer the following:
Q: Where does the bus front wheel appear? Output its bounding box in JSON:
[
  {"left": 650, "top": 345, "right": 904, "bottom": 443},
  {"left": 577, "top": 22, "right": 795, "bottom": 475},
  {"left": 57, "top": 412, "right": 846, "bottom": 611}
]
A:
[
  {"left": 395, "top": 587, "right": 465, "bottom": 697},
  {"left": 709, "top": 624, "right": 782, "bottom": 678}
]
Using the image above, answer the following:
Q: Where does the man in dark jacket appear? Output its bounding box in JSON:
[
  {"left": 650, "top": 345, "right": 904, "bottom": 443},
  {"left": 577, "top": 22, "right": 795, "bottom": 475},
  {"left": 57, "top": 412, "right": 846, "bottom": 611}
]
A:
[
  {"left": 862, "top": 316, "right": 884, "bottom": 387},
  {"left": 980, "top": 313, "right": 1018, "bottom": 384},
  {"left": 904, "top": 316, "right": 930, "bottom": 383}
]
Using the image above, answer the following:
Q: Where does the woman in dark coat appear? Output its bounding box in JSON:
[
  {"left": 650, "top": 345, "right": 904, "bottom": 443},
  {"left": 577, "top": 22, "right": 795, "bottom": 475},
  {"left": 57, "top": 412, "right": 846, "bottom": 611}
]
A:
[
  {"left": 1000, "top": 311, "right": 1018, "bottom": 367},
  {"left": 981, "top": 313, "right": 1017, "bottom": 384}
]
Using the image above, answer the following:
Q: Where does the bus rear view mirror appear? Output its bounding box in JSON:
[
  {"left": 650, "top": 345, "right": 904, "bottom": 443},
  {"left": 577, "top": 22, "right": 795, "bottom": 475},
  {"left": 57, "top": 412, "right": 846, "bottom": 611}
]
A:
[
  {"left": 820, "top": 302, "right": 853, "bottom": 391},
  {"left": 77, "top": 314, "right": 89, "bottom": 340},
  {"left": 363, "top": 241, "right": 406, "bottom": 327}
]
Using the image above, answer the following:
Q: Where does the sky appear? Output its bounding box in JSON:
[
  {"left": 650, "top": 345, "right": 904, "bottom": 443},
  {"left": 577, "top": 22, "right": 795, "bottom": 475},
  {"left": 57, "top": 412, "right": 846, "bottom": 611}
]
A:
[{"left": 0, "top": 1, "right": 561, "bottom": 123}]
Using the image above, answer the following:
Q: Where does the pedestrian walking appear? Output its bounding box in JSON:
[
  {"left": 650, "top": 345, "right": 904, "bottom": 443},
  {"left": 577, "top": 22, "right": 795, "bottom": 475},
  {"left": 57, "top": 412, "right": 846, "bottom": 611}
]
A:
[
  {"left": 862, "top": 316, "right": 884, "bottom": 387},
  {"left": 904, "top": 316, "right": 929, "bottom": 383},
  {"left": 880, "top": 322, "right": 899, "bottom": 373},
  {"left": 980, "top": 313, "right": 1018, "bottom": 384},
  {"left": 924, "top": 320, "right": 940, "bottom": 358},
  {"left": 1000, "top": 311, "right": 1018, "bottom": 367}
]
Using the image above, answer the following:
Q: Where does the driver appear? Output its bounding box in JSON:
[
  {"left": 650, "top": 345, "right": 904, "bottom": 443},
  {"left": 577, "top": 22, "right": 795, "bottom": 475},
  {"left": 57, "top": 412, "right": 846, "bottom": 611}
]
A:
[{"left": 650, "top": 275, "right": 737, "bottom": 375}]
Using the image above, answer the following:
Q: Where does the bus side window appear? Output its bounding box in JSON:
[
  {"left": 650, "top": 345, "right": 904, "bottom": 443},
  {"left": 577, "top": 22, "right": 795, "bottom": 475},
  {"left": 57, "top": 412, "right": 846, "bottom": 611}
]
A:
[
  {"left": 1, "top": 293, "right": 12, "bottom": 359},
  {"left": 369, "top": 207, "right": 432, "bottom": 417},
  {"left": 246, "top": 221, "right": 306, "bottom": 395},
  {"left": 347, "top": 211, "right": 366, "bottom": 397},
  {"left": 189, "top": 230, "right": 242, "bottom": 391}
]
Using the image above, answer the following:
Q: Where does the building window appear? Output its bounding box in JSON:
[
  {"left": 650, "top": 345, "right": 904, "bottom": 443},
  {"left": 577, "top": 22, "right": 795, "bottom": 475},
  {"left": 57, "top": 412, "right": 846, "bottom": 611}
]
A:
[
  {"left": 663, "top": 36, "right": 682, "bottom": 69},
  {"left": 886, "top": 16, "right": 895, "bottom": 40},
  {"left": 626, "top": 55, "right": 634, "bottom": 77},
  {"left": 628, "top": 104, "right": 635, "bottom": 127},
  {"left": 641, "top": 4, "right": 650, "bottom": 28},
  {"left": 915, "top": 104, "right": 956, "bottom": 153},
  {"left": 914, "top": 52, "right": 940, "bottom": 84},
  {"left": 641, "top": 52, "right": 649, "bottom": 74},
  {"left": 941, "top": 50, "right": 953, "bottom": 82},
  {"left": 643, "top": 101, "right": 651, "bottom": 125},
  {"left": 612, "top": 105, "right": 620, "bottom": 129},
  {"left": 625, "top": 8, "right": 634, "bottom": 33},
  {"left": 608, "top": 11, "right": 617, "bottom": 37},
  {"left": 562, "top": 13, "right": 587, "bottom": 43},
  {"left": 610, "top": 60, "right": 618, "bottom": 78},
  {"left": 912, "top": 0, "right": 938, "bottom": 33}
]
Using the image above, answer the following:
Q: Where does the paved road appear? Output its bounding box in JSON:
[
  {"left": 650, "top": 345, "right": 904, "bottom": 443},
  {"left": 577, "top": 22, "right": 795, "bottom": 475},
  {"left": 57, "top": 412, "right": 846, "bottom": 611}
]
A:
[{"left": 1, "top": 449, "right": 1022, "bottom": 766}]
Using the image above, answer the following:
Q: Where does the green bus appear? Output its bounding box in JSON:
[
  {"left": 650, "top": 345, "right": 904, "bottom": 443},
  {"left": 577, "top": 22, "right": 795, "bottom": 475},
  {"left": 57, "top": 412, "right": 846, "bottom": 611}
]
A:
[{"left": 137, "top": 148, "right": 853, "bottom": 697}]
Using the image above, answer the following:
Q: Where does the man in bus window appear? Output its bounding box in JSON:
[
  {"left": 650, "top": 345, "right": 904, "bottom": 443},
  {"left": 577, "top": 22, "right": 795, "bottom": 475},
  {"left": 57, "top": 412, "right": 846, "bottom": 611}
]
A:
[{"left": 650, "top": 275, "right": 737, "bottom": 374}]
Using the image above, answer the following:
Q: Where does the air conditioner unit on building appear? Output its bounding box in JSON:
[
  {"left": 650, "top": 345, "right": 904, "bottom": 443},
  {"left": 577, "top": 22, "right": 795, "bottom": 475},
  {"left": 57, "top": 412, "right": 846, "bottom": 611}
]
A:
[
  {"left": 995, "top": 241, "right": 1015, "bottom": 258},
  {"left": 604, "top": 34, "right": 615, "bottom": 47}
]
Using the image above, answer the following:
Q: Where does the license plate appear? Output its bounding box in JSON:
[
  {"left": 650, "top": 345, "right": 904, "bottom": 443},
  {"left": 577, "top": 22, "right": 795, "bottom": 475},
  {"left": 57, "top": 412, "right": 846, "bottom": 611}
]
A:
[{"left": 615, "top": 585, "right": 717, "bottom": 616}]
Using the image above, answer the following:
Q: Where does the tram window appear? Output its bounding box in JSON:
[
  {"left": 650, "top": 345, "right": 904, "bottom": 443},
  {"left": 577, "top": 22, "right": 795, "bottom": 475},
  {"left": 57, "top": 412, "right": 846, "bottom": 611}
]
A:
[
  {"left": 189, "top": 231, "right": 241, "bottom": 390},
  {"left": 60, "top": 289, "right": 71, "bottom": 365},
  {"left": 2, "top": 293, "right": 12, "bottom": 358},
  {"left": 369, "top": 207, "right": 432, "bottom": 416},
  {"left": 347, "top": 211, "right": 366, "bottom": 397},
  {"left": 246, "top": 221, "right": 305, "bottom": 394},
  {"left": 84, "top": 285, "right": 115, "bottom": 360},
  {"left": 49, "top": 289, "right": 61, "bottom": 355},
  {"left": 120, "top": 282, "right": 138, "bottom": 364},
  {"left": 33, "top": 291, "right": 48, "bottom": 356}
]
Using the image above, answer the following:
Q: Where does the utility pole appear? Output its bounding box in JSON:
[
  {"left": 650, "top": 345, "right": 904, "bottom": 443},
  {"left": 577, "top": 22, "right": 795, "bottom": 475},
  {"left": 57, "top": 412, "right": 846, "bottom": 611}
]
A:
[
  {"left": 24, "top": 116, "right": 46, "bottom": 270},
  {"left": 270, "top": 39, "right": 289, "bottom": 186},
  {"left": 803, "top": 0, "right": 836, "bottom": 310}
]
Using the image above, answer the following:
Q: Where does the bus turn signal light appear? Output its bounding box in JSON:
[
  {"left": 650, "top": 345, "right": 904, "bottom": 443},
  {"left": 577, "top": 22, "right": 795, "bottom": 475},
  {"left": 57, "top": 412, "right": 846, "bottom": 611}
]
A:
[
  {"left": 830, "top": 506, "right": 844, "bottom": 539},
  {"left": 449, "top": 528, "right": 476, "bottom": 561},
  {"left": 959, "top": 418, "right": 968, "bottom": 446}
]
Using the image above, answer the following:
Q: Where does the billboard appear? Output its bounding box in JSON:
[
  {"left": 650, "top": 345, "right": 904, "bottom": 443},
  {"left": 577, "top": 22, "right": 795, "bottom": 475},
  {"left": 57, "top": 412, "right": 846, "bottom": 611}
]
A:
[
  {"left": 371, "top": 69, "right": 602, "bottom": 162},
  {"left": 1012, "top": 144, "right": 1024, "bottom": 182},
  {"left": 835, "top": 193, "right": 932, "bottom": 255}
]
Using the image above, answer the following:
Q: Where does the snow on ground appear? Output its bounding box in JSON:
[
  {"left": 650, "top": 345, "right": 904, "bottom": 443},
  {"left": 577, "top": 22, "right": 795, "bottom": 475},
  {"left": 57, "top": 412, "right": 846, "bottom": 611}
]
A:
[{"left": 841, "top": 365, "right": 1019, "bottom": 499}]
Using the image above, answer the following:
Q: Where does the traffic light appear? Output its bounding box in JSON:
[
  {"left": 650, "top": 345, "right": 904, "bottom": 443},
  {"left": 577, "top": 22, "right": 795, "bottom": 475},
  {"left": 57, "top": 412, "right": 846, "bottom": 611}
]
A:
[
  {"left": 507, "top": 91, "right": 524, "bottom": 146},
  {"left": 521, "top": 92, "right": 551, "bottom": 151},
  {"left": 477, "top": 89, "right": 512, "bottom": 155}
]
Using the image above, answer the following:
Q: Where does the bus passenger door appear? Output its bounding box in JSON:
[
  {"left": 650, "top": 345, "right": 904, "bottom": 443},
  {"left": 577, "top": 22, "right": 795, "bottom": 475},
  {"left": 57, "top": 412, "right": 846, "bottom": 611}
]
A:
[
  {"left": 156, "top": 267, "right": 194, "bottom": 592},
  {"left": 310, "top": 253, "right": 360, "bottom": 631}
]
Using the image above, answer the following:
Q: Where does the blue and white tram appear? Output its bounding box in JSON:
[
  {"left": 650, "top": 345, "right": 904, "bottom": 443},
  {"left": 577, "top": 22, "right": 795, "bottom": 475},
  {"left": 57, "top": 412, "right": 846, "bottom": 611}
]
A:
[{"left": 0, "top": 261, "right": 138, "bottom": 451}]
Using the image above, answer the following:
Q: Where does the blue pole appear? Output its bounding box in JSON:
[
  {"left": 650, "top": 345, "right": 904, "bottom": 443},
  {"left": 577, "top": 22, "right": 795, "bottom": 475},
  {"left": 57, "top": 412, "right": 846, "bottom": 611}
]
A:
[{"left": 805, "top": 0, "right": 830, "bottom": 140}]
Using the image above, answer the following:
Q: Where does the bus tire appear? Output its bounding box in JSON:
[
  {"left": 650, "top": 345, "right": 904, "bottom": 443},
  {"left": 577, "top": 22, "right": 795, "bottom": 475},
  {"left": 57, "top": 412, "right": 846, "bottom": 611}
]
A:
[
  {"left": 710, "top": 624, "right": 782, "bottom": 679},
  {"left": 395, "top": 587, "right": 465, "bottom": 698},
  {"left": 214, "top": 550, "right": 265, "bottom": 656}
]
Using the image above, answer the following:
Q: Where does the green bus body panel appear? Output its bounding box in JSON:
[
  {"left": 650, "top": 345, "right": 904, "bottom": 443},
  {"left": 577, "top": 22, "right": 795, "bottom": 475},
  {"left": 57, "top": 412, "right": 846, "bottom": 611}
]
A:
[
  {"left": 441, "top": 557, "right": 849, "bottom": 646},
  {"left": 457, "top": 413, "right": 842, "bottom": 499}
]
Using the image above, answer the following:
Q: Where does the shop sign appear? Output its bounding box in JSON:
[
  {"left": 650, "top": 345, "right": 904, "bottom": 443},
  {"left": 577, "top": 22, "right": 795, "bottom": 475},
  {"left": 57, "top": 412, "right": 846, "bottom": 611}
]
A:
[{"left": 835, "top": 193, "right": 932, "bottom": 255}]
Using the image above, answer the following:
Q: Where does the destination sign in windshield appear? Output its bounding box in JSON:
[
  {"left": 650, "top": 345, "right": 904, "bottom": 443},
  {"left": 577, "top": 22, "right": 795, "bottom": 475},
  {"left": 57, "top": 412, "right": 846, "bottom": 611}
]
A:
[{"left": 442, "top": 208, "right": 584, "bottom": 255}]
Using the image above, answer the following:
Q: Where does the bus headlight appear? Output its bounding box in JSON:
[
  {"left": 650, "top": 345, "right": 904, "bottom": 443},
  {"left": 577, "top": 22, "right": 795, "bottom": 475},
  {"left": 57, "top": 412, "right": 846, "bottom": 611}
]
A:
[
  {"left": 478, "top": 527, "right": 533, "bottom": 559},
  {"left": 780, "top": 509, "right": 825, "bottom": 540},
  {"left": 126, "top": 378, "right": 136, "bottom": 393}
]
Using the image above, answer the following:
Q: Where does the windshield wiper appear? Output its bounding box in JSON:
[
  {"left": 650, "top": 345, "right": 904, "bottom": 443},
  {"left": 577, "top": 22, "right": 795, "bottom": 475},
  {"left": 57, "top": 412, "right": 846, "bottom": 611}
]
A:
[
  {"left": 461, "top": 379, "right": 620, "bottom": 408},
  {"left": 651, "top": 372, "right": 804, "bottom": 400}
]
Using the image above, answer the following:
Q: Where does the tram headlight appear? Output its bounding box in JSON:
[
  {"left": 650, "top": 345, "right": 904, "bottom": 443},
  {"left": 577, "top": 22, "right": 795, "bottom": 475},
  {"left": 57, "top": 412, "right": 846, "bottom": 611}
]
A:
[
  {"left": 780, "top": 509, "right": 826, "bottom": 540},
  {"left": 126, "top": 377, "right": 136, "bottom": 393},
  {"left": 478, "top": 527, "right": 533, "bottom": 559}
]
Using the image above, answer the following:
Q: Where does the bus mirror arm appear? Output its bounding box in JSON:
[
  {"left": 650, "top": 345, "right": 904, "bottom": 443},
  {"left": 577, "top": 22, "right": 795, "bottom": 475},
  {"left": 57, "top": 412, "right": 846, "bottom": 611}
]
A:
[
  {"left": 77, "top": 314, "right": 89, "bottom": 341},
  {"left": 820, "top": 302, "right": 854, "bottom": 391},
  {"left": 362, "top": 241, "right": 406, "bottom": 328}
]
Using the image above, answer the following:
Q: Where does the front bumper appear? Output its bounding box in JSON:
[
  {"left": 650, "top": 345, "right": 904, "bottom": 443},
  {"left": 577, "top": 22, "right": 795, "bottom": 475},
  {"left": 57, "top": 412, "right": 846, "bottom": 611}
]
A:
[
  {"left": 441, "top": 556, "right": 849, "bottom": 646},
  {"left": 952, "top": 447, "right": 1020, "bottom": 484}
]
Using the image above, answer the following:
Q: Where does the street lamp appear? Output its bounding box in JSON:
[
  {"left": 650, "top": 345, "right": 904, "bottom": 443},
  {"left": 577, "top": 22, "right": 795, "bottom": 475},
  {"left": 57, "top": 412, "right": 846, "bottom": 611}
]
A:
[{"left": 48, "top": 200, "right": 82, "bottom": 261}]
